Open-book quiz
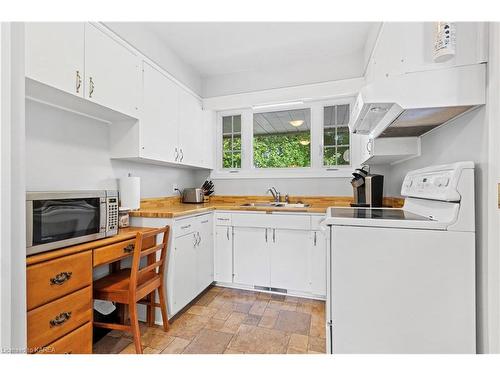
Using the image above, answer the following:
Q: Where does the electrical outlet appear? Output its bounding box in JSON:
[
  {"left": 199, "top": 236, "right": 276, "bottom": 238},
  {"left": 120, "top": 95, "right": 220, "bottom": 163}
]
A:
[{"left": 172, "top": 184, "right": 179, "bottom": 194}]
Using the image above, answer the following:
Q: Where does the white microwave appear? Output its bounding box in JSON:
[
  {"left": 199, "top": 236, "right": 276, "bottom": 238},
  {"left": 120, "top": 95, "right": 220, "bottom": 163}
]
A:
[{"left": 26, "top": 190, "right": 119, "bottom": 255}]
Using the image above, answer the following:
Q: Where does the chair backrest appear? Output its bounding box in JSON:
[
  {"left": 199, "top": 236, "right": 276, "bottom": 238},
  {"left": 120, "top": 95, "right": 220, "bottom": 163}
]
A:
[{"left": 129, "top": 226, "right": 170, "bottom": 294}]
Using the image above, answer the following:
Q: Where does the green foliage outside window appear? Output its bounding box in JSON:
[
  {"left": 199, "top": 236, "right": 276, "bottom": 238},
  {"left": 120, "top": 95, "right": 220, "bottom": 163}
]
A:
[{"left": 253, "top": 132, "right": 310, "bottom": 168}]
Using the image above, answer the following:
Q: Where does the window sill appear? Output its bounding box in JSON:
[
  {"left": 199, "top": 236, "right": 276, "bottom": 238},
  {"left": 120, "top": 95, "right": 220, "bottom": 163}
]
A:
[{"left": 210, "top": 167, "right": 354, "bottom": 180}]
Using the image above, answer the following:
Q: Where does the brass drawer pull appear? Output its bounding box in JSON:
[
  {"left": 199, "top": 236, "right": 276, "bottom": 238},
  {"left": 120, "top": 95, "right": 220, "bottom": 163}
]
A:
[
  {"left": 50, "top": 271, "right": 73, "bottom": 285},
  {"left": 49, "top": 311, "right": 72, "bottom": 327},
  {"left": 123, "top": 244, "right": 135, "bottom": 253}
]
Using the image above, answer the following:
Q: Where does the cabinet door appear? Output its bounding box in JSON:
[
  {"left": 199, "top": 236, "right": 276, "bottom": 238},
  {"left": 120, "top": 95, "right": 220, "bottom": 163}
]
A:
[
  {"left": 84, "top": 23, "right": 141, "bottom": 117},
  {"left": 170, "top": 232, "right": 198, "bottom": 315},
  {"left": 270, "top": 229, "right": 310, "bottom": 293},
  {"left": 233, "top": 227, "right": 270, "bottom": 287},
  {"left": 178, "top": 89, "right": 203, "bottom": 166},
  {"left": 214, "top": 226, "right": 233, "bottom": 283},
  {"left": 25, "top": 23, "right": 85, "bottom": 97},
  {"left": 196, "top": 215, "right": 214, "bottom": 293},
  {"left": 140, "top": 62, "right": 179, "bottom": 162},
  {"left": 310, "top": 230, "right": 327, "bottom": 296}
]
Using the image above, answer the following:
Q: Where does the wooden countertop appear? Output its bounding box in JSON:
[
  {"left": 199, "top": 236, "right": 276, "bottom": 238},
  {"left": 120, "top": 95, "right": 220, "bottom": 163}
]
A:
[
  {"left": 129, "top": 196, "right": 405, "bottom": 219},
  {"left": 26, "top": 227, "right": 158, "bottom": 266}
]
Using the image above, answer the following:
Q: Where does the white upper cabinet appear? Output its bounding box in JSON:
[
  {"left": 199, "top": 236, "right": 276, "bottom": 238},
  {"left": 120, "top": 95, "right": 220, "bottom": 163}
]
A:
[
  {"left": 178, "top": 89, "right": 204, "bottom": 166},
  {"left": 140, "top": 62, "right": 180, "bottom": 163},
  {"left": 25, "top": 23, "right": 85, "bottom": 97},
  {"left": 84, "top": 23, "right": 141, "bottom": 117}
]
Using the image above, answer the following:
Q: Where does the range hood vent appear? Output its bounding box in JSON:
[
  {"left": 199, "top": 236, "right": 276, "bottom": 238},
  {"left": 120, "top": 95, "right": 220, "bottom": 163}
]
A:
[
  {"left": 350, "top": 64, "right": 486, "bottom": 138},
  {"left": 380, "top": 105, "right": 474, "bottom": 137}
]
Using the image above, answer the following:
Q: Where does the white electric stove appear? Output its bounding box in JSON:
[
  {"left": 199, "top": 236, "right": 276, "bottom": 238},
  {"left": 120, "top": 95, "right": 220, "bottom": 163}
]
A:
[{"left": 323, "top": 161, "right": 476, "bottom": 353}]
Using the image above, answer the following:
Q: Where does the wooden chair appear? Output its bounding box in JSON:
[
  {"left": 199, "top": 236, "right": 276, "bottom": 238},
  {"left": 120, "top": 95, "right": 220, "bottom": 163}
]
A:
[{"left": 93, "top": 226, "right": 170, "bottom": 354}]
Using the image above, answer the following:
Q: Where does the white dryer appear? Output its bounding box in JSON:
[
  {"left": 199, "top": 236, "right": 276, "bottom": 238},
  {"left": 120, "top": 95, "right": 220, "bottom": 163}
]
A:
[{"left": 323, "top": 161, "right": 476, "bottom": 353}]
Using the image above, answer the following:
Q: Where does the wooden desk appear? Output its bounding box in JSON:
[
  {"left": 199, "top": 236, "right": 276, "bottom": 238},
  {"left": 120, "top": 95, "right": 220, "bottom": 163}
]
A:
[{"left": 26, "top": 227, "right": 158, "bottom": 354}]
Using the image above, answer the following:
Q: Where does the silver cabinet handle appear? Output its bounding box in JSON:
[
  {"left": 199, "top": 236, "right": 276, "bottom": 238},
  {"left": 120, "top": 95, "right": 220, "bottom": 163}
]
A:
[
  {"left": 273, "top": 228, "right": 276, "bottom": 243},
  {"left": 179, "top": 148, "right": 184, "bottom": 162},
  {"left": 174, "top": 147, "right": 179, "bottom": 161},
  {"left": 226, "top": 226, "right": 230, "bottom": 240},
  {"left": 180, "top": 224, "right": 191, "bottom": 230},
  {"left": 193, "top": 233, "right": 197, "bottom": 247},
  {"left": 89, "top": 77, "right": 95, "bottom": 98},
  {"left": 76, "top": 71, "right": 82, "bottom": 93},
  {"left": 366, "top": 139, "right": 373, "bottom": 154},
  {"left": 196, "top": 232, "right": 201, "bottom": 246},
  {"left": 217, "top": 218, "right": 230, "bottom": 221},
  {"left": 313, "top": 231, "right": 317, "bottom": 246},
  {"left": 201, "top": 220, "right": 209, "bottom": 224},
  {"left": 265, "top": 228, "right": 268, "bottom": 242}
]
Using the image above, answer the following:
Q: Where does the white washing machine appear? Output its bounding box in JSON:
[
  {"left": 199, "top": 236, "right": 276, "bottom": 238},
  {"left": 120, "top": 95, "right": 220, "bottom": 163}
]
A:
[{"left": 323, "top": 161, "right": 476, "bottom": 353}]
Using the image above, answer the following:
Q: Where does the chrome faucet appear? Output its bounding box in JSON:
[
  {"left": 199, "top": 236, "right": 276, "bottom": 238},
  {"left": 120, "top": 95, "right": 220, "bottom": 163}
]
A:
[{"left": 268, "top": 187, "right": 281, "bottom": 203}]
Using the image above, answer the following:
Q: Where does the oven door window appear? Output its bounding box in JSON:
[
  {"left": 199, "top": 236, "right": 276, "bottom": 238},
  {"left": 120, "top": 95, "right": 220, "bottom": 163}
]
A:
[{"left": 32, "top": 198, "right": 101, "bottom": 245}]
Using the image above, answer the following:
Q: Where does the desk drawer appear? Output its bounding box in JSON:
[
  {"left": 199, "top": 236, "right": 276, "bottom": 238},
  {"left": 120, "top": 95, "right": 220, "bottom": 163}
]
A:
[
  {"left": 93, "top": 239, "right": 136, "bottom": 267},
  {"left": 93, "top": 236, "right": 156, "bottom": 267},
  {"left": 28, "top": 286, "right": 92, "bottom": 350},
  {"left": 27, "top": 251, "right": 92, "bottom": 310},
  {"left": 37, "top": 322, "right": 92, "bottom": 354}
]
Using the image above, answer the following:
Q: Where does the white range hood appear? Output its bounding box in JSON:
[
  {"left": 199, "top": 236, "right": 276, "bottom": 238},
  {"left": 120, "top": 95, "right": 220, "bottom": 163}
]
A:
[{"left": 350, "top": 63, "right": 486, "bottom": 138}]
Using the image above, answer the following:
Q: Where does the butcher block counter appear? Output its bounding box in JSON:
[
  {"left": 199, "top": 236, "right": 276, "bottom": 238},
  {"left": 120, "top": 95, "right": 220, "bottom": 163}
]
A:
[{"left": 129, "top": 195, "right": 405, "bottom": 219}]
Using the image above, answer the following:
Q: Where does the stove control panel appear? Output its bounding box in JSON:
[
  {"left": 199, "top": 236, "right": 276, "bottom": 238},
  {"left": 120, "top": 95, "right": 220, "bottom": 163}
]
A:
[{"left": 401, "top": 162, "right": 473, "bottom": 202}]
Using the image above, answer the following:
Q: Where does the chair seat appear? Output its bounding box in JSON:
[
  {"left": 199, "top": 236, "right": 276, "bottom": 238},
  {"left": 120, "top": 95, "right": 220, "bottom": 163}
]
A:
[{"left": 93, "top": 268, "right": 161, "bottom": 304}]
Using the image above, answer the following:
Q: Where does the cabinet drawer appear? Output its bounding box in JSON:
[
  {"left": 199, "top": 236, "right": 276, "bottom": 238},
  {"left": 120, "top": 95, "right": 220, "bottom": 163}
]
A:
[
  {"left": 214, "top": 212, "right": 232, "bottom": 226},
  {"left": 37, "top": 322, "right": 92, "bottom": 354},
  {"left": 174, "top": 218, "right": 196, "bottom": 237},
  {"left": 92, "top": 236, "right": 155, "bottom": 267},
  {"left": 232, "top": 212, "right": 311, "bottom": 230},
  {"left": 27, "top": 251, "right": 92, "bottom": 310},
  {"left": 28, "top": 286, "right": 92, "bottom": 350}
]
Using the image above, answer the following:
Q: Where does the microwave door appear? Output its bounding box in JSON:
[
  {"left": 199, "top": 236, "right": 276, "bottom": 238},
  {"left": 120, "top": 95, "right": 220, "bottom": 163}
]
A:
[{"left": 27, "top": 197, "right": 104, "bottom": 255}]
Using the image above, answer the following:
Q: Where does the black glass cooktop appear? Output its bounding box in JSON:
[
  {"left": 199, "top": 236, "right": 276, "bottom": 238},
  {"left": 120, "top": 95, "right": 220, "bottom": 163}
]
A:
[{"left": 329, "top": 208, "right": 433, "bottom": 221}]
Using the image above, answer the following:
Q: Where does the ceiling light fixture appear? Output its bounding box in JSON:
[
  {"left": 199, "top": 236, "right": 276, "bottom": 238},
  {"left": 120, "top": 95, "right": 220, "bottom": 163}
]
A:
[
  {"left": 289, "top": 120, "right": 305, "bottom": 127},
  {"left": 299, "top": 140, "right": 310, "bottom": 146}
]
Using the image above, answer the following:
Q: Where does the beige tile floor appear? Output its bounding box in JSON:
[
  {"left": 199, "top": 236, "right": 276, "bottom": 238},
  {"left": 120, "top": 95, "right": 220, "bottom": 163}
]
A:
[{"left": 93, "top": 286, "right": 327, "bottom": 354}]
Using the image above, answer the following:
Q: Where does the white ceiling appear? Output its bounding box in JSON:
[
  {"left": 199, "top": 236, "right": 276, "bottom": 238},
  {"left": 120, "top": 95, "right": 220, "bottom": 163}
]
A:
[
  {"left": 143, "top": 22, "right": 379, "bottom": 78},
  {"left": 254, "top": 108, "right": 311, "bottom": 135}
]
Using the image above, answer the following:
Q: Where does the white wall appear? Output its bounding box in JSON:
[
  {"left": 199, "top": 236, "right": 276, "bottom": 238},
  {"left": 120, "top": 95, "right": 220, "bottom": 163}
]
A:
[
  {"left": 26, "top": 100, "right": 201, "bottom": 197},
  {"left": 384, "top": 107, "right": 490, "bottom": 353},
  {"left": 203, "top": 51, "right": 365, "bottom": 98},
  {"left": 104, "top": 22, "right": 203, "bottom": 96}
]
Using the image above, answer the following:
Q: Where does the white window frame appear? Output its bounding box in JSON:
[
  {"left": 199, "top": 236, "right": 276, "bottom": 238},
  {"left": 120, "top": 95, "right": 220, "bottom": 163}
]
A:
[{"left": 211, "top": 96, "right": 357, "bottom": 179}]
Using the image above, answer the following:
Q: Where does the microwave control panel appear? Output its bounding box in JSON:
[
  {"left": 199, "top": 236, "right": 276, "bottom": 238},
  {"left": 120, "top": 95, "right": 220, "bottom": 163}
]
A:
[{"left": 106, "top": 196, "right": 119, "bottom": 233}]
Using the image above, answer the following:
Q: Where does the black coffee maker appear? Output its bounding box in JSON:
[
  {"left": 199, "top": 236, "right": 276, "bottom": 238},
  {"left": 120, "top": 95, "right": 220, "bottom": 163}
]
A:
[{"left": 350, "top": 166, "right": 384, "bottom": 207}]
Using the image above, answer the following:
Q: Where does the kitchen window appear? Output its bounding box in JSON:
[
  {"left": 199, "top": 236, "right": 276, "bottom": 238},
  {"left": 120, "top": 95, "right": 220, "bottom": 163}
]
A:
[
  {"left": 222, "top": 114, "right": 242, "bottom": 168},
  {"left": 323, "top": 104, "right": 350, "bottom": 166},
  {"left": 253, "top": 108, "right": 311, "bottom": 168}
]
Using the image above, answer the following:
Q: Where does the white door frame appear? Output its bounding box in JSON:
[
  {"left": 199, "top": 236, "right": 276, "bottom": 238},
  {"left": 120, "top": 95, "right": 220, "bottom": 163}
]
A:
[{"left": 0, "top": 22, "right": 26, "bottom": 353}]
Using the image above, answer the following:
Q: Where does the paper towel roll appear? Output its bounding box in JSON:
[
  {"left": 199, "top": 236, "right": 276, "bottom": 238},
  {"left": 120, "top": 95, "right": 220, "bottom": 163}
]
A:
[{"left": 119, "top": 176, "right": 140, "bottom": 210}]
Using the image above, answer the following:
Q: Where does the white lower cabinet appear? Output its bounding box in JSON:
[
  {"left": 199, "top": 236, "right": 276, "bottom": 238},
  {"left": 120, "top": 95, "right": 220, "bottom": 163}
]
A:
[
  {"left": 233, "top": 227, "right": 270, "bottom": 287},
  {"left": 196, "top": 215, "right": 214, "bottom": 294},
  {"left": 214, "top": 226, "right": 233, "bottom": 283},
  {"left": 170, "top": 232, "right": 198, "bottom": 314},
  {"left": 168, "top": 213, "right": 214, "bottom": 316},
  {"left": 270, "top": 229, "right": 311, "bottom": 293},
  {"left": 310, "top": 229, "right": 327, "bottom": 296},
  {"left": 216, "top": 213, "right": 327, "bottom": 298}
]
